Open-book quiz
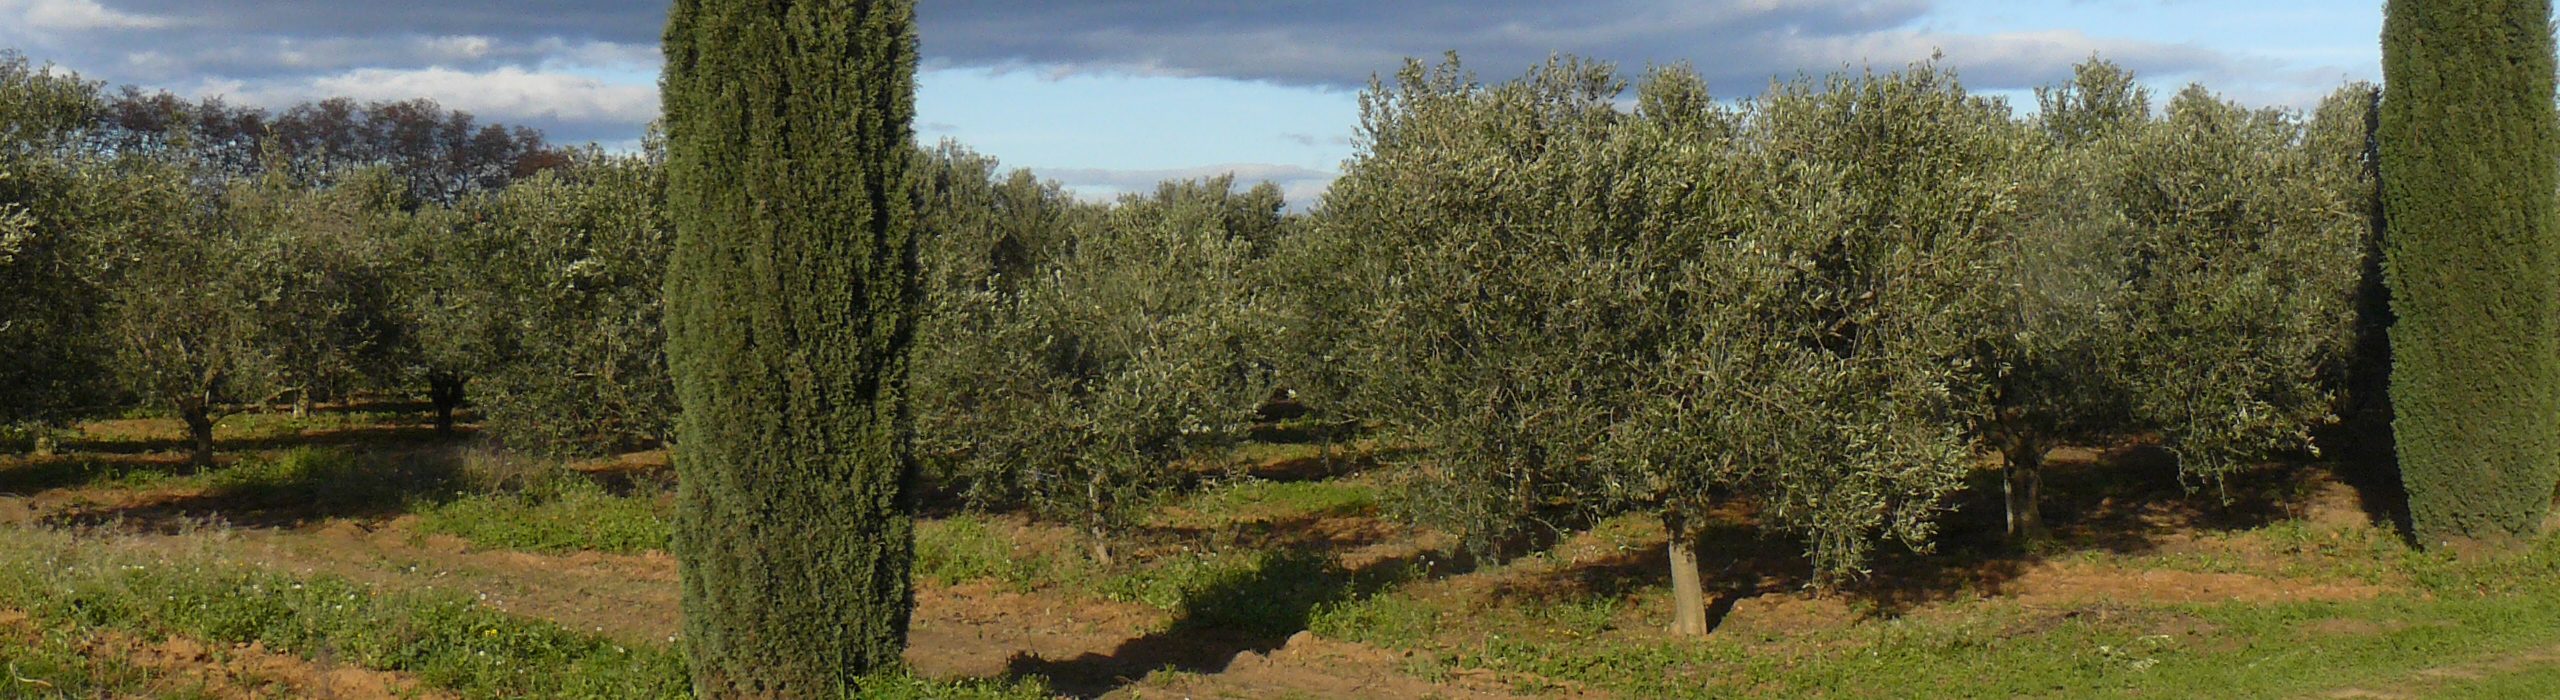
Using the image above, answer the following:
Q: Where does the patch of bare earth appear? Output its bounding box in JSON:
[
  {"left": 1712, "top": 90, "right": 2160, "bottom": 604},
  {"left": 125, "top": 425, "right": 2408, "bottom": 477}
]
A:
[
  {"left": 1993, "top": 561, "right": 2388, "bottom": 607},
  {"left": 0, "top": 609, "right": 446, "bottom": 700},
  {"left": 96, "top": 517, "right": 1423, "bottom": 698},
  {"left": 2321, "top": 644, "right": 2560, "bottom": 699},
  {"left": 1114, "top": 631, "right": 1556, "bottom": 700}
]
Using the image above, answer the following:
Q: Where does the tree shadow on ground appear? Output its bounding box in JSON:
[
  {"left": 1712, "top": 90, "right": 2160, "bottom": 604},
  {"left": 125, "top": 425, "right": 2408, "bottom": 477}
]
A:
[
  {"left": 63, "top": 422, "right": 472, "bottom": 457},
  {"left": 1858, "top": 443, "right": 2400, "bottom": 616},
  {"left": 1465, "top": 442, "right": 2407, "bottom": 627},
  {"left": 2312, "top": 407, "right": 2413, "bottom": 542},
  {"left": 38, "top": 447, "right": 470, "bottom": 532},
  {"left": 0, "top": 453, "right": 202, "bottom": 496},
  {"left": 1003, "top": 546, "right": 1427, "bottom": 698}
]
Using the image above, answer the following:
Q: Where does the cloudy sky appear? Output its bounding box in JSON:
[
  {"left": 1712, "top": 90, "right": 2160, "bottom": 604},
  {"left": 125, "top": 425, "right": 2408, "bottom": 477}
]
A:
[{"left": 0, "top": 0, "right": 2382, "bottom": 204}]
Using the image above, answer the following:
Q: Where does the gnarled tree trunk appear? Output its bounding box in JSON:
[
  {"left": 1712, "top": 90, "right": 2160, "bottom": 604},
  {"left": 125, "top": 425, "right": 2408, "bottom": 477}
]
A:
[
  {"left": 179, "top": 398, "right": 216, "bottom": 469},
  {"left": 2004, "top": 439, "right": 2047, "bottom": 541},
  {"left": 426, "top": 373, "right": 466, "bottom": 435}
]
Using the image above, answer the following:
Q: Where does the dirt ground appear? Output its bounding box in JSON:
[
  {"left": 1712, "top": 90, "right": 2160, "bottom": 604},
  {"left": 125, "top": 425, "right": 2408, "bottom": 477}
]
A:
[
  {"left": 0, "top": 608, "right": 447, "bottom": 700},
  {"left": 0, "top": 415, "right": 2510, "bottom": 698}
]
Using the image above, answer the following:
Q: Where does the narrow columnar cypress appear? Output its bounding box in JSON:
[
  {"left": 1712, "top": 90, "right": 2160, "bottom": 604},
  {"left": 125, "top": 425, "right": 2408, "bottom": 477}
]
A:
[
  {"left": 660, "top": 0, "right": 921, "bottom": 694},
  {"left": 2381, "top": 0, "right": 2560, "bottom": 543}
]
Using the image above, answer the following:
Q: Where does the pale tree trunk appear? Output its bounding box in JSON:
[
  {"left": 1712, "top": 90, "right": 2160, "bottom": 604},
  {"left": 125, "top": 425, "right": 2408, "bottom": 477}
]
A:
[
  {"left": 2004, "top": 439, "right": 2047, "bottom": 541},
  {"left": 1087, "top": 469, "right": 1115, "bottom": 567},
  {"left": 1664, "top": 507, "right": 1709, "bottom": 637},
  {"left": 291, "top": 388, "right": 312, "bottom": 419}
]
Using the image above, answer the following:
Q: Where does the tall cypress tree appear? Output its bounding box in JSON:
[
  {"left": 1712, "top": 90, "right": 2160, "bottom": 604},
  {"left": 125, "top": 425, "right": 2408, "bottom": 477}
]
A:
[
  {"left": 2381, "top": 0, "right": 2560, "bottom": 543},
  {"left": 660, "top": 0, "right": 920, "bottom": 693}
]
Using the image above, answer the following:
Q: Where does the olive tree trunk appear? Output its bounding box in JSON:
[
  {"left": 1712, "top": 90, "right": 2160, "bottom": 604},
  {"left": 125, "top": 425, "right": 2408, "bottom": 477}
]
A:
[
  {"left": 426, "top": 373, "right": 466, "bottom": 435},
  {"left": 1664, "top": 507, "right": 1709, "bottom": 637},
  {"left": 2004, "top": 439, "right": 2047, "bottom": 541},
  {"left": 178, "top": 397, "right": 216, "bottom": 469}
]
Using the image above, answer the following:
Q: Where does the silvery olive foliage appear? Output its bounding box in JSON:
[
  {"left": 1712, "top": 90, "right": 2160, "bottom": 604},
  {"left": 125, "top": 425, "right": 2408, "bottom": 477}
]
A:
[
  {"left": 1973, "top": 60, "right": 2153, "bottom": 536},
  {"left": 220, "top": 167, "right": 409, "bottom": 411},
  {"left": 104, "top": 164, "right": 413, "bottom": 464},
  {"left": 1304, "top": 56, "right": 1649, "bottom": 558},
  {"left": 1637, "top": 63, "right": 2019, "bottom": 577},
  {"left": 913, "top": 145, "right": 1281, "bottom": 556},
  {"left": 0, "top": 52, "right": 118, "bottom": 428},
  {"left": 1974, "top": 60, "right": 2374, "bottom": 537},
  {"left": 2110, "top": 84, "right": 2369, "bottom": 484},
  {"left": 456, "top": 148, "right": 678, "bottom": 456},
  {"left": 1304, "top": 55, "right": 2013, "bottom": 579}
]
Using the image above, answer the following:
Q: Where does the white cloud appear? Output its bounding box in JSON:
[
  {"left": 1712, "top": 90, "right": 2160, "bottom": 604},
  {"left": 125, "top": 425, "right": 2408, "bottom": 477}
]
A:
[
  {"left": 1036, "top": 163, "right": 1338, "bottom": 209},
  {"left": 0, "top": 0, "right": 171, "bottom": 31},
  {"left": 226, "top": 65, "right": 661, "bottom": 125}
]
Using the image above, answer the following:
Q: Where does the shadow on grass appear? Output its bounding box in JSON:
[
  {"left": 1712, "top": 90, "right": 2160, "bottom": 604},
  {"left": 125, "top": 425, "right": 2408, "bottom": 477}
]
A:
[
  {"left": 1453, "top": 442, "right": 2405, "bottom": 626},
  {"left": 63, "top": 422, "right": 473, "bottom": 457},
  {"left": 1859, "top": 443, "right": 2402, "bottom": 616},
  {"left": 1004, "top": 547, "right": 1425, "bottom": 698},
  {"left": 40, "top": 447, "right": 469, "bottom": 531},
  {"left": 0, "top": 454, "right": 202, "bottom": 496}
]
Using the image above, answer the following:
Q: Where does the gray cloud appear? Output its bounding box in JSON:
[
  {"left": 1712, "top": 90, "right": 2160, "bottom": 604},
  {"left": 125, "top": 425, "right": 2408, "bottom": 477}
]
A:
[
  {"left": 0, "top": 0, "right": 664, "bottom": 144},
  {"left": 0, "top": 1, "right": 2305, "bottom": 149},
  {"left": 916, "top": 0, "right": 2242, "bottom": 95}
]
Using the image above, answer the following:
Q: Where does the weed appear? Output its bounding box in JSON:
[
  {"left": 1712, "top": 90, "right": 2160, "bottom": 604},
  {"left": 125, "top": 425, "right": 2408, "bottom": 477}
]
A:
[
  {"left": 0, "top": 527, "right": 688, "bottom": 698},
  {"left": 1163, "top": 479, "right": 1378, "bottom": 528},
  {"left": 416, "top": 476, "right": 671, "bottom": 555},
  {"left": 914, "top": 516, "right": 1090, "bottom": 590}
]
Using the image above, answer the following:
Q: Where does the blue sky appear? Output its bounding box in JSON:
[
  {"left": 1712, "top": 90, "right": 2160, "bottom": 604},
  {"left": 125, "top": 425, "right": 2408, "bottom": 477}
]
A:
[{"left": 0, "top": 0, "right": 2387, "bottom": 205}]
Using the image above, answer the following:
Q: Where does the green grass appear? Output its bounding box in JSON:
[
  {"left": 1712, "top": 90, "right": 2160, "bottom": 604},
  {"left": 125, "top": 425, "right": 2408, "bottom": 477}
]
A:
[
  {"left": 915, "top": 515, "right": 1092, "bottom": 589},
  {"left": 205, "top": 447, "right": 459, "bottom": 515},
  {"left": 0, "top": 625, "right": 219, "bottom": 700},
  {"left": 0, "top": 457, "right": 199, "bottom": 496},
  {"left": 1304, "top": 524, "right": 2560, "bottom": 699},
  {"left": 0, "top": 525, "right": 1061, "bottom": 699},
  {"left": 1162, "top": 479, "right": 1378, "bottom": 527},
  {"left": 416, "top": 477, "right": 672, "bottom": 555},
  {"left": 0, "top": 527, "right": 689, "bottom": 699},
  {"left": 2424, "top": 663, "right": 2560, "bottom": 699}
]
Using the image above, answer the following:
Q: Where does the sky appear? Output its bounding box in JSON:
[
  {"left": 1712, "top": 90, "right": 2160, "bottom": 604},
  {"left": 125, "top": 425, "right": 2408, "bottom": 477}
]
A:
[{"left": 0, "top": 0, "right": 2385, "bottom": 205}]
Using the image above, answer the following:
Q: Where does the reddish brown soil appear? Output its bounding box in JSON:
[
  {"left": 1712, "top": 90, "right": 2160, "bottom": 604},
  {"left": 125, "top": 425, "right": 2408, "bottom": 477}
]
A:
[
  {"left": 2323, "top": 643, "right": 2560, "bottom": 699},
  {"left": 1118, "top": 631, "right": 1558, "bottom": 699},
  {"left": 1992, "top": 561, "right": 2387, "bottom": 607},
  {"left": 0, "top": 609, "right": 445, "bottom": 700},
  {"left": 0, "top": 419, "right": 2465, "bottom": 699}
]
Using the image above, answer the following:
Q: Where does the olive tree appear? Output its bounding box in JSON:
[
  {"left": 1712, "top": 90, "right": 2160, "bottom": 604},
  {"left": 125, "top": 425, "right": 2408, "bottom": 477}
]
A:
[
  {"left": 2111, "top": 86, "right": 2366, "bottom": 488},
  {"left": 1981, "top": 63, "right": 2372, "bottom": 539},
  {"left": 103, "top": 171, "right": 272, "bottom": 466},
  {"left": 0, "top": 52, "right": 115, "bottom": 432},
  {"left": 915, "top": 158, "right": 1278, "bottom": 563},
  {"left": 387, "top": 200, "right": 493, "bottom": 435},
  {"left": 1610, "top": 62, "right": 2014, "bottom": 596},
  {"left": 461, "top": 150, "right": 676, "bottom": 455},
  {"left": 1975, "top": 59, "right": 2151, "bottom": 539},
  {"left": 1309, "top": 56, "right": 1647, "bottom": 562},
  {"left": 1307, "top": 57, "right": 2009, "bottom": 635},
  {"left": 223, "top": 168, "right": 408, "bottom": 416}
]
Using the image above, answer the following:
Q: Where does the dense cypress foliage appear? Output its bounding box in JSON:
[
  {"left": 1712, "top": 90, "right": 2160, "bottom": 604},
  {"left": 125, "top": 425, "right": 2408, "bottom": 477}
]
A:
[
  {"left": 2381, "top": 0, "right": 2560, "bottom": 542},
  {"left": 661, "top": 0, "right": 922, "bottom": 693}
]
